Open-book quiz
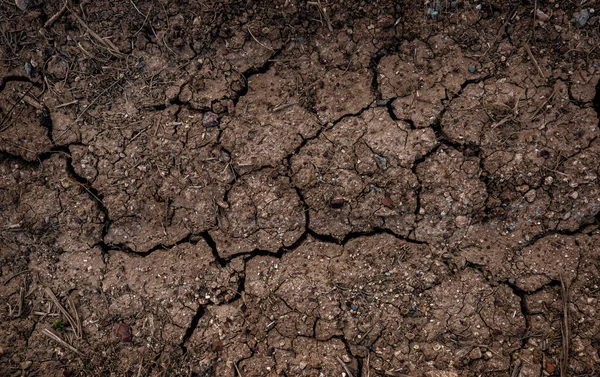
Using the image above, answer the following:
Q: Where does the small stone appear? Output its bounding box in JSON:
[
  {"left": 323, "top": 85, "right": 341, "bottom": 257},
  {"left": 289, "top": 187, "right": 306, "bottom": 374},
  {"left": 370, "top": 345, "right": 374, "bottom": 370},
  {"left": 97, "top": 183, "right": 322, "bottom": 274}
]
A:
[
  {"left": 469, "top": 347, "right": 482, "bottom": 360},
  {"left": 574, "top": 8, "right": 590, "bottom": 27},
  {"left": 331, "top": 198, "right": 345, "bottom": 209},
  {"left": 202, "top": 112, "right": 219, "bottom": 128},
  {"left": 382, "top": 196, "right": 394, "bottom": 208},
  {"left": 484, "top": 351, "right": 493, "bottom": 359},
  {"left": 114, "top": 322, "right": 133, "bottom": 343},
  {"left": 24, "top": 62, "right": 33, "bottom": 75},
  {"left": 536, "top": 9, "right": 550, "bottom": 22},
  {"left": 15, "top": 0, "right": 30, "bottom": 11},
  {"left": 468, "top": 65, "right": 476, "bottom": 73},
  {"left": 374, "top": 154, "right": 388, "bottom": 171},
  {"left": 524, "top": 189, "right": 536, "bottom": 203},
  {"left": 544, "top": 176, "right": 554, "bottom": 185},
  {"left": 405, "top": 332, "right": 415, "bottom": 340},
  {"left": 350, "top": 304, "right": 358, "bottom": 311},
  {"left": 570, "top": 191, "right": 579, "bottom": 199},
  {"left": 545, "top": 361, "right": 556, "bottom": 374},
  {"left": 455, "top": 215, "right": 469, "bottom": 228}
]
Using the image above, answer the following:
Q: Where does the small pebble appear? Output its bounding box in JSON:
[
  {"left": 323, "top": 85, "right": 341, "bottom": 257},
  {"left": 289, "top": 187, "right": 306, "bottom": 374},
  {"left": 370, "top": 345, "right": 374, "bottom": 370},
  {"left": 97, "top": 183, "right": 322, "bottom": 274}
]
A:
[
  {"left": 468, "top": 65, "right": 476, "bottom": 73},
  {"left": 574, "top": 8, "right": 590, "bottom": 27},
  {"left": 350, "top": 304, "right": 358, "bottom": 311},
  {"left": 24, "top": 62, "right": 32, "bottom": 75},
  {"left": 524, "top": 189, "right": 536, "bottom": 203},
  {"left": 508, "top": 278, "right": 516, "bottom": 285},
  {"left": 330, "top": 198, "right": 345, "bottom": 209},
  {"left": 469, "top": 347, "right": 482, "bottom": 360},
  {"left": 202, "top": 112, "right": 219, "bottom": 128}
]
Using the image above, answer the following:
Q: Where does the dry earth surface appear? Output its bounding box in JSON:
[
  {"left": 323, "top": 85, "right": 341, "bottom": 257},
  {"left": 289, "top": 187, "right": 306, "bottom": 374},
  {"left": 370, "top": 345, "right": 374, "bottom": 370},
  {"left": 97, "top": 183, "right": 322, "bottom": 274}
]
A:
[{"left": 1, "top": 0, "right": 600, "bottom": 376}]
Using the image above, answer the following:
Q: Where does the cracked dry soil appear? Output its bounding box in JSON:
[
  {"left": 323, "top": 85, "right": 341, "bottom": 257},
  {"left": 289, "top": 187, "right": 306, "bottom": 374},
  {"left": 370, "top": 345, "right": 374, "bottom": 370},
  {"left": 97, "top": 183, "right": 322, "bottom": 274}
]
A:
[{"left": 1, "top": 0, "right": 600, "bottom": 376}]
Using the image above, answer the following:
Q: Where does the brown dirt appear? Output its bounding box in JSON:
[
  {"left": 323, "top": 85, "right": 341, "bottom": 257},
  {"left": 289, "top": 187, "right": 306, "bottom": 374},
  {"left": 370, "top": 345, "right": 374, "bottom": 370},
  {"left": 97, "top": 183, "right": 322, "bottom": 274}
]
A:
[{"left": 1, "top": 0, "right": 600, "bottom": 376}]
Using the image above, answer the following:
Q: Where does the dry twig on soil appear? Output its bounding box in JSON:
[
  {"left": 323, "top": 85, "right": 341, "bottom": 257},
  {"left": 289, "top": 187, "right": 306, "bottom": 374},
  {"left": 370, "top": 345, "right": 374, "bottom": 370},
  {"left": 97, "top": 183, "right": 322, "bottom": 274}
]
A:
[
  {"left": 44, "top": 287, "right": 82, "bottom": 339},
  {"left": 560, "top": 275, "right": 569, "bottom": 377},
  {"left": 42, "top": 329, "right": 83, "bottom": 357}
]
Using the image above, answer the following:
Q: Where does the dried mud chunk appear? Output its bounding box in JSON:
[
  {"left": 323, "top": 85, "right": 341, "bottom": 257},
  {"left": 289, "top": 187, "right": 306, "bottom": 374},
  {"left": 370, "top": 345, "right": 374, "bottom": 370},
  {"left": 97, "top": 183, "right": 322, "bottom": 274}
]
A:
[
  {"left": 514, "top": 234, "right": 585, "bottom": 292},
  {"left": 0, "top": 82, "right": 52, "bottom": 161},
  {"left": 414, "top": 147, "right": 487, "bottom": 244},
  {"left": 30, "top": 246, "right": 105, "bottom": 291},
  {"left": 103, "top": 241, "right": 237, "bottom": 337},
  {"left": 0, "top": 155, "right": 103, "bottom": 252},
  {"left": 221, "top": 68, "right": 320, "bottom": 171},
  {"left": 391, "top": 84, "right": 446, "bottom": 128},
  {"left": 291, "top": 108, "right": 435, "bottom": 239},
  {"left": 183, "top": 60, "right": 245, "bottom": 110},
  {"left": 186, "top": 304, "right": 252, "bottom": 376},
  {"left": 245, "top": 234, "right": 449, "bottom": 375},
  {"left": 100, "top": 112, "right": 232, "bottom": 251},
  {"left": 569, "top": 69, "right": 600, "bottom": 103},
  {"left": 315, "top": 67, "right": 374, "bottom": 123},
  {"left": 209, "top": 169, "right": 305, "bottom": 258},
  {"left": 424, "top": 269, "right": 524, "bottom": 372}
]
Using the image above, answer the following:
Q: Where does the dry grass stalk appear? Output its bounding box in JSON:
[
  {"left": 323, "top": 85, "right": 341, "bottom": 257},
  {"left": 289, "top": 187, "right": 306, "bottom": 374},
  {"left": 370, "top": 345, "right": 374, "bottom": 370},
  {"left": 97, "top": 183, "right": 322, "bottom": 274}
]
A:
[
  {"left": 44, "top": 287, "right": 82, "bottom": 339},
  {"left": 560, "top": 275, "right": 569, "bottom": 377},
  {"left": 42, "top": 329, "right": 83, "bottom": 357}
]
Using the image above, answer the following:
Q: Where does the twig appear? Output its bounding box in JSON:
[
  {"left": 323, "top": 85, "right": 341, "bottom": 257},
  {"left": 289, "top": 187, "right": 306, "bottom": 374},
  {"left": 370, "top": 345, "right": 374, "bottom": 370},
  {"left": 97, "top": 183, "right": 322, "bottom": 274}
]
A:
[
  {"left": 44, "top": 0, "right": 68, "bottom": 29},
  {"left": 525, "top": 44, "right": 545, "bottom": 79},
  {"left": 247, "top": 25, "right": 274, "bottom": 51},
  {"left": 55, "top": 100, "right": 79, "bottom": 109},
  {"left": 511, "top": 360, "right": 522, "bottom": 377},
  {"left": 560, "top": 275, "right": 569, "bottom": 377},
  {"left": 2, "top": 270, "right": 29, "bottom": 285},
  {"left": 272, "top": 103, "right": 296, "bottom": 112},
  {"left": 335, "top": 356, "right": 354, "bottom": 377},
  {"left": 44, "top": 288, "right": 82, "bottom": 339},
  {"left": 69, "top": 7, "right": 122, "bottom": 57},
  {"left": 55, "top": 75, "right": 124, "bottom": 141},
  {"left": 233, "top": 362, "right": 243, "bottom": 377},
  {"left": 532, "top": 0, "right": 537, "bottom": 43},
  {"left": 41, "top": 329, "right": 83, "bottom": 357}
]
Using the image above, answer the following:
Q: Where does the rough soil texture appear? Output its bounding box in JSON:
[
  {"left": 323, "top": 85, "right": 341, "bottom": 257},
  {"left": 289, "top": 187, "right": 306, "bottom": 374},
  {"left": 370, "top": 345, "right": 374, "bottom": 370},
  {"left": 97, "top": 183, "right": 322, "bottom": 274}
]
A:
[{"left": 1, "top": 0, "right": 600, "bottom": 376}]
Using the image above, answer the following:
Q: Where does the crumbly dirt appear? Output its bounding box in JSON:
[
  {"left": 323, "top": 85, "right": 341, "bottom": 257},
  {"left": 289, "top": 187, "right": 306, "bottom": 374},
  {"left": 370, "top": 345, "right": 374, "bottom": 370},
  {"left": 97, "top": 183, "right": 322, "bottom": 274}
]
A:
[{"left": 1, "top": 0, "right": 600, "bottom": 376}]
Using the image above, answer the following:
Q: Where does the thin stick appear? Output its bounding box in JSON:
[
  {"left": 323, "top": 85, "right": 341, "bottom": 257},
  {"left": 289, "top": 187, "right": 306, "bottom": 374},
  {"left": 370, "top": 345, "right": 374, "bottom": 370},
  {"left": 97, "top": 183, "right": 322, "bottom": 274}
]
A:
[
  {"left": 525, "top": 44, "right": 545, "bottom": 79},
  {"left": 1, "top": 270, "right": 29, "bottom": 285},
  {"left": 56, "top": 75, "right": 124, "bottom": 141},
  {"left": 272, "top": 103, "right": 296, "bottom": 112},
  {"left": 511, "top": 360, "right": 522, "bottom": 377},
  {"left": 560, "top": 275, "right": 569, "bottom": 377},
  {"left": 247, "top": 26, "right": 274, "bottom": 51},
  {"left": 532, "top": 0, "right": 537, "bottom": 43},
  {"left": 42, "top": 329, "right": 83, "bottom": 356},
  {"left": 69, "top": 8, "right": 122, "bottom": 56},
  {"left": 233, "top": 362, "right": 243, "bottom": 377},
  {"left": 44, "top": 288, "right": 82, "bottom": 339},
  {"left": 335, "top": 356, "right": 355, "bottom": 377},
  {"left": 44, "top": 0, "right": 68, "bottom": 29},
  {"left": 55, "top": 100, "right": 79, "bottom": 109}
]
